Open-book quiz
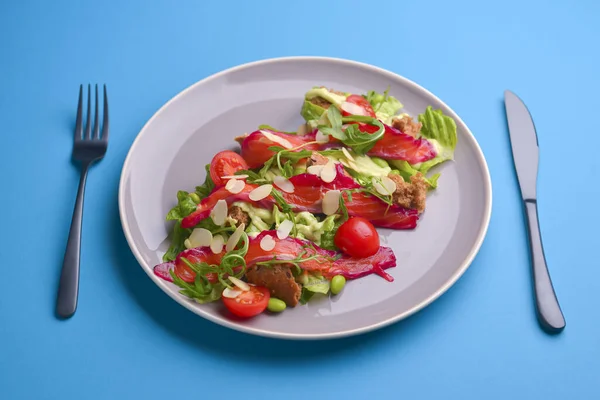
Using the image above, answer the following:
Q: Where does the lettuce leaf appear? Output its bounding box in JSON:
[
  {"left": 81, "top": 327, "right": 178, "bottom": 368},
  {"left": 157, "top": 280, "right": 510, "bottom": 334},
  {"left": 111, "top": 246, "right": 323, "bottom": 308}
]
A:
[
  {"left": 390, "top": 161, "right": 439, "bottom": 189},
  {"left": 301, "top": 100, "right": 327, "bottom": 128},
  {"left": 414, "top": 107, "right": 457, "bottom": 176},
  {"left": 365, "top": 89, "right": 403, "bottom": 124},
  {"left": 195, "top": 164, "right": 215, "bottom": 199}
]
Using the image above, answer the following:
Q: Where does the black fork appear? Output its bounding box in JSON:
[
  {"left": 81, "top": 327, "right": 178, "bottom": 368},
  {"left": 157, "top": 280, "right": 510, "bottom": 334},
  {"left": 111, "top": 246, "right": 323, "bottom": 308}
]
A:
[{"left": 57, "top": 84, "right": 109, "bottom": 318}]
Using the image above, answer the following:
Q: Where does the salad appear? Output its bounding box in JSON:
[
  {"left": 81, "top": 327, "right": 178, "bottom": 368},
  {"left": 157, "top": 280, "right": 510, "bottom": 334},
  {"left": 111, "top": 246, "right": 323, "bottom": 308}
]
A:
[{"left": 153, "top": 86, "right": 457, "bottom": 318}]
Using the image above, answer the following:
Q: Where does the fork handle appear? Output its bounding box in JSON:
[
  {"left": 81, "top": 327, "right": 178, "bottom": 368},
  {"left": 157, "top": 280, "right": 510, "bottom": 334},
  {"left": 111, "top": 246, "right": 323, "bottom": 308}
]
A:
[
  {"left": 57, "top": 163, "right": 90, "bottom": 318},
  {"left": 524, "top": 200, "right": 565, "bottom": 333}
]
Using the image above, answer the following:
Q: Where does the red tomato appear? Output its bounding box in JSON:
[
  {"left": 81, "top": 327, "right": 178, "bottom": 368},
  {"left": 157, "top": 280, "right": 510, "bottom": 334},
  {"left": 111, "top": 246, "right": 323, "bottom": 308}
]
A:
[
  {"left": 334, "top": 217, "right": 380, "bottom": 258},
  {"left": 209, "top": 151, "right": 249, "bottom": 187},
  {"left": 340, "top": 95, "right": 377, "bottom": 118},
  {"left": 222, "top": 286, "right": 270, "bottom": 318}
]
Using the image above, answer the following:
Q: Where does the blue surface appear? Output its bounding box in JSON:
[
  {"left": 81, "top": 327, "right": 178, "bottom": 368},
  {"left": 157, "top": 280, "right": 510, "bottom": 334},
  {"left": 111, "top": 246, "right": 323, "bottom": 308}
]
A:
[{"left": 1, "top": 0, "right": 599, "bottom": 398}]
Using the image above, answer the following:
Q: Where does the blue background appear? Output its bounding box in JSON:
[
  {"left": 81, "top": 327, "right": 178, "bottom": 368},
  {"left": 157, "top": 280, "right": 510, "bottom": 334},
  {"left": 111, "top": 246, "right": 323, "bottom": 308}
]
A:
[{"left": 1, "top": 0, "right": 599, "bottom": 398}]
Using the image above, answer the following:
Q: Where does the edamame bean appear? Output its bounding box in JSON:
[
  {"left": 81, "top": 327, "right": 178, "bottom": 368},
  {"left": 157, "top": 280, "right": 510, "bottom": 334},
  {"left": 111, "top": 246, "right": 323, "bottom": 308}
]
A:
[
  {"left": 330, "top": 275, "right": 346, "bottom": 295},
  {"left": 189, "top": 192, "right": 201, "bottom": 204},
  {"left": 267, "top": 297, "right": 287, "bottom": 313}
]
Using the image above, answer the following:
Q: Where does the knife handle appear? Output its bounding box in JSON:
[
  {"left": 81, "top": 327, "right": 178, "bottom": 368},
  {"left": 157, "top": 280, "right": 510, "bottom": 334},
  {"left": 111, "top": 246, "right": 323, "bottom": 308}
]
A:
[{"left": 524, "top": 199, "right": 565, "bottom": 333}]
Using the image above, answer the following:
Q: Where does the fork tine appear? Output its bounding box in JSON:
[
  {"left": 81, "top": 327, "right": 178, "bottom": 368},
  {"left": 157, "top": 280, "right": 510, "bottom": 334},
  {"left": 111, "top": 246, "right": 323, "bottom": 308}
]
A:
[
  {"left": 93, "top": 84, "right": 99, "bottom": 139},
  {"left": 102, "top": 85, "right": 109, "bottom": 142},
  {"left": 84, "top": 84, "right": 92, "bottom": 139},
  {"left": 74, "top": 85, "right": 83, "bottom": 141}
]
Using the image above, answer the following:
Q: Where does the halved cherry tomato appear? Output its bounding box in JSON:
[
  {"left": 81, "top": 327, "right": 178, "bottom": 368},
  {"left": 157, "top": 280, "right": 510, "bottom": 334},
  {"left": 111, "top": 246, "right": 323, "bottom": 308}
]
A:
[
  {"left": 340, "top": 94, "right": 377, "bottom": 118},
  {"left": 222, "top": 285, "right": 270, "bottom": 318},
  {"left": 209, "top": 150, "right": 249, "bottom": 187},
  {"left": 334, "top": 217, "right": 380, "bottom": 258}
]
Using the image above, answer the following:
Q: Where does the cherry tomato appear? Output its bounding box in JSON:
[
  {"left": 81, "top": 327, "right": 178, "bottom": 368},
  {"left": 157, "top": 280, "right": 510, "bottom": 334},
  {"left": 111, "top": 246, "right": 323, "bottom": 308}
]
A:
[
  {"left": 222, "top": 285, "right": 270, "bottom": 318},
  {"left": 340, "top": 95, "right": 377, "bottom": 118},
  {"left": 209, "top": 151, "right": 249, "bottom": 187},
  {"left": 334, "top": 217, "right": 380, "bottom": 258}
]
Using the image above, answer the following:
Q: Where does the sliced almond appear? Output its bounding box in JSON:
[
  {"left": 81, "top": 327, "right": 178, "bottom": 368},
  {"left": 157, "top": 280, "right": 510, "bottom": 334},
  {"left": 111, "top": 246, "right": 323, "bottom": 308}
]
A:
[
  {"left": 320, "top": 161, "right": 337, "bottom": 183},
  {"left": 260, "top": 130, "right": 293, "bottom": 149},
  {"left": 341, "top": 101, "right": 367, "bottom": 116},
  {"left": 277, "top": 219, "right": 294, "bottom": 240},
  {"left": 341, "top": 147, "right": 355, "bottom": 162},
  {"left": 273, "top": 176, "right": 295, "bottom": 193},
  {"left": 315, "top": 130, "right": 329, "bottom": 143},
  {"left": 228, "top": 276, "right": 250, "bottom": 291},
  {"left": 221, "top": 174, "right": 248, "bottom": 180},
  {"left": 222, "top": 287, "right": 242, "bottom": 299},
  {"left": 210, "top": 199, "right": 228, "bottom": 226},
  {"left": 322, "top": 190, "right": 341, "bottom": 215},
  {"left": 210, "top": 234, "right": 225, "bottom": 254},
  {"left": 381, "top": 176, "right": 397, "bottom": 194},
  {"left": 297, "top": 123, "right": 308, "bottom": 136},
  {"left": 225, "top": 178, "right": 245, "bottom": 194},
  {"left": 249, "top": 184, "right": 273, "bottom": 201},
  {"left": 307, "top": 165, "right": 324, "bottom": 176},
  {"left": 347, "top": 160, "right": 359, "bottom": 171},
  {"left": 372, "top": 177, "right": 396, "bottom": 196},
  {"left": 184, "top": 239, "right": 192, "bottom": 249},
  {"left": 226, "top": 223, "right": 246, "bottom": 252},
  {"left": 259, "top": 234, "right": 276, "bottom": 251},
  {"left": 188, "top": 227, "right": 213, "bottom": 248}
]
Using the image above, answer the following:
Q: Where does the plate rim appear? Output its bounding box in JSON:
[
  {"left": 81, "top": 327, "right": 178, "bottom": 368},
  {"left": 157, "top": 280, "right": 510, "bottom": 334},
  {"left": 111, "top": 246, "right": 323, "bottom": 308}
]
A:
[{"left": 118, "top": 56, "right": 493, "bottom": 340}]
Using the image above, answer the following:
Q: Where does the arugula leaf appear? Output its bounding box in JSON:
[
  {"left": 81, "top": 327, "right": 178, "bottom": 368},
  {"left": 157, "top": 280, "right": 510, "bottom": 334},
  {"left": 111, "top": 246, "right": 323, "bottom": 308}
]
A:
[
  {"left": 258, "top": 124, "right": 297, "bottom": 135},
  {"left": 163, "top": 221, "right": 191, "bottom": 262},
  {"left": 339, "top": 190, "right": 350, "bottom": 221},
  {"left": 170, "top": 269, "right": 224, "bottom": 303},
  {"left": 195, "top": 164, "right": 215, "bottom": 199}
]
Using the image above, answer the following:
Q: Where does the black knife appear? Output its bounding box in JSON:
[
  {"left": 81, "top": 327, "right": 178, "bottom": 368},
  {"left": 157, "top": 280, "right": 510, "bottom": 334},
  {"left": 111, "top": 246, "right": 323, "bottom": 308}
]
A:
[{"left": 504, "top": 90, "right": 566, "bottom": 333}]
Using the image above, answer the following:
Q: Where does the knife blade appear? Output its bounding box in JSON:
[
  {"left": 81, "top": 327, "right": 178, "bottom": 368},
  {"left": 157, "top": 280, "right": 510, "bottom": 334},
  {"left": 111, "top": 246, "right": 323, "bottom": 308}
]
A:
[{"left": 504, "top": 90, "right": 565, "bottom": 333}]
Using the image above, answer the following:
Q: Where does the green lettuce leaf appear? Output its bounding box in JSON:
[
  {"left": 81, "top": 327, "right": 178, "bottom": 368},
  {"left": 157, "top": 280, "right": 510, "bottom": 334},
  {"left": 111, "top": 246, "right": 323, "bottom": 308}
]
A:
[
  {"left": 414, "top": 107, "right": 457, "bottom": 176},
  {"left": 389, "top": 161, "right": 439, "bottom": 189},
  {"left": 365, "top": 89, "right": 403, "bottom": 124},
  {"left": 195, "top": 164, "right": 215, "bottom": 199},
  {"left": 301, "top": 100, "right": 327, "bottom": 126},
  {"left": 298, "top": 272, "right": 330, "bottom": 294}
]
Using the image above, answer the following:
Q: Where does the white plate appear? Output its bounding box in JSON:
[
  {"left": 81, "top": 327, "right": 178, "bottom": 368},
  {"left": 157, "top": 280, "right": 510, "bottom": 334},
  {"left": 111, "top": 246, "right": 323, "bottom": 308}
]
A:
[{"left": 119, "top": 57, "right": 492, "bottom": 340}]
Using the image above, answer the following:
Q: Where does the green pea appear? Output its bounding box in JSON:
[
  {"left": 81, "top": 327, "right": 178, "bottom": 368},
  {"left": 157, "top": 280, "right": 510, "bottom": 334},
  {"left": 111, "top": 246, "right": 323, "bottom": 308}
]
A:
[
  {"left": 267, "top": 298, "right": 287, "bottom": 313},
  {"left": 330, "top": 275, "right": 346, "bottom": 295},
  {"left": 189, "top": 193, "right": 201, "bottom": 204}
]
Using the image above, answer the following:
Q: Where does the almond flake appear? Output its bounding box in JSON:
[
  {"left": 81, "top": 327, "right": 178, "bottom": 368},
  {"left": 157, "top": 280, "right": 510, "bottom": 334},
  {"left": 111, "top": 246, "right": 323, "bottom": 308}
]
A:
[
  {"left": 273, "top": 176, "right": 295, "bottom": 193},
  {"left": 307, "top": 165, "right": 324, "bottom": 176},
  {"left": 225, "top": 178, "right": 245, "bottom": 194},
  {"left": 260, "top": 130, "right": 293, "bottom": 149},
  {"left": 249, "top": 184, "right": 273, "bottom": 201},
  {"left": 210, "top": 200, "right": 228, "bottom": 226},
  {"left": 222, "top": 287, "right": 242, "bottom": 299},
  {"left": 341, "top": 147, "right": 355, "bottom": 161},
  {"left": 277, "top": 219, "right": 294, "bottom": 240},
  {"left": 226, "top": 223, "right": 246, "bottom": 252},
  {"left": 210, "top": 234, "right": 225, "bottom": 254},
  {"left": 320, "top": 161, "right": 337, "bottom": 183},
  {"left": 188, "top": 228, "right": 213, "bottom": 248},
  {"left": 259, "top": 234, "right": 276, "bottom": 251},
  {"left": 228, "top": 276, "right": 250, "bottom": 291},
  {"left": 322, "top": 190, "right": 341, "bottom": 215}
]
